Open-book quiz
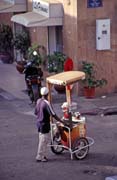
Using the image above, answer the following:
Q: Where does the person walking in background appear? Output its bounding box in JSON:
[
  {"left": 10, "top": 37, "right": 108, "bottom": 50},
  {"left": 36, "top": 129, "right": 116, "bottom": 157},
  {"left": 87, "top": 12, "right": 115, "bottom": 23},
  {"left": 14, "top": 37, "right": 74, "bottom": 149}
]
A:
[
  {"left": 64, "top": 56, "right": 74, "bottom": 72},
  {"left": 35, "top": 87, "right": 60, "bottom": 162},
  {"left": 64, "top": 56, "right": 74, "bottom": 92}
]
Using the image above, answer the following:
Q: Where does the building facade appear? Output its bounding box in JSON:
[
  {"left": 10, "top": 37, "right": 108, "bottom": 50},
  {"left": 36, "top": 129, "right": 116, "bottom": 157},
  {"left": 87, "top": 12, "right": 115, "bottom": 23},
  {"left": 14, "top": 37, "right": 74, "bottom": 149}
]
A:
[{"left": 0, "top": 0, "right": 117, "bottom": 96}]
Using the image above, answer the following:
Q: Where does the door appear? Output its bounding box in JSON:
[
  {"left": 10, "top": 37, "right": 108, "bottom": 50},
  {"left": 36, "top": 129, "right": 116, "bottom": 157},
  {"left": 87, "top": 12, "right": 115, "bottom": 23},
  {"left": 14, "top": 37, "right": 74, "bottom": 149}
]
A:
[{"left": 48, "top": 26, "right": 63, "bottom": 54}]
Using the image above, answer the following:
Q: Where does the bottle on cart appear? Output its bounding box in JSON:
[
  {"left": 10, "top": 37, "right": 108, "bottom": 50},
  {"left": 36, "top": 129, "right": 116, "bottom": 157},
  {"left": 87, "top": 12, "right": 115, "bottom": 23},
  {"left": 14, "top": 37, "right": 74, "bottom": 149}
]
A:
[{"left": 74, "top": 112, "right": 81, "bottom": 119}]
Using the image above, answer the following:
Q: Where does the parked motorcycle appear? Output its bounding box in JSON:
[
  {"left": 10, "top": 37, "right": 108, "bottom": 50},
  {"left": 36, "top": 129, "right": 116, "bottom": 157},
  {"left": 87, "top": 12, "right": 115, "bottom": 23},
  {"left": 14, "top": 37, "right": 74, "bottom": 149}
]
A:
[{"left": 23, "top": 60, "right": 43, "bottom": 103}]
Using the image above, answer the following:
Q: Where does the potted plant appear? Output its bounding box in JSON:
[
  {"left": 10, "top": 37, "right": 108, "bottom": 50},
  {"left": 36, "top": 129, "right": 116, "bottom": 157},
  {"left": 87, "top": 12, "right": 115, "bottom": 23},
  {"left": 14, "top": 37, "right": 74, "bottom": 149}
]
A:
[
  {"left": 47, "top": 52, "right": 66, "bottom": 93},
  {"left": 12, "top": 30, "right": 31, "bottom": 73},
  {"left": 81, "top": 61, "right": 107, "bottom": 98},
  {"left": 0, "top": 23, "right": 13, "bottom": 63},
  {"left": 27, "top": 43, "right": 42, "bottom": 66},
  {"left": 13, "top": 30, "right": 31, "bottom": 60},
  {"left": 26, "top": 43, "right": 44, "bottom": 77},
  {"left": 47, "top": 51, "right": 66, "bottom": 73}
]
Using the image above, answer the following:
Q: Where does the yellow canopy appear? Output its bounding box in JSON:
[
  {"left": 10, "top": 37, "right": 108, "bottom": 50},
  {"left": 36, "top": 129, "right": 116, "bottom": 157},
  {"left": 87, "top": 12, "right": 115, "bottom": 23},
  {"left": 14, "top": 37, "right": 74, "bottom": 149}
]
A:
[
  {"left": 46, "top": 71, "right": 85, "bottom": 86},
  {"left": 46, "top": 71, "right": 85, "bottom": 104}
]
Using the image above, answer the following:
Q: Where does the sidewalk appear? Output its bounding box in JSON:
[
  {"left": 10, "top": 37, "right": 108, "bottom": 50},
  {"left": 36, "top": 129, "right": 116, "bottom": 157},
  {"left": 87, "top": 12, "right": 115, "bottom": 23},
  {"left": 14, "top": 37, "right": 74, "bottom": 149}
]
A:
[
  {"left": 0, "top": 62, "right": 28, "bottom": 100},
  {"left": 0, "top": 62, "right": 117, "bottom": 115}
]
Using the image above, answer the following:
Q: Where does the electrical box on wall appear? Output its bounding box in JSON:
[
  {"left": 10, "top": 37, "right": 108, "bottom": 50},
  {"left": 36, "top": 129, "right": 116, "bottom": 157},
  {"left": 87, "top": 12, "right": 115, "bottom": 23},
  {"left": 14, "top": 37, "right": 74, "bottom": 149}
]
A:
[{"left": 96, "top": 19, "right": 111, "bottom": 50}]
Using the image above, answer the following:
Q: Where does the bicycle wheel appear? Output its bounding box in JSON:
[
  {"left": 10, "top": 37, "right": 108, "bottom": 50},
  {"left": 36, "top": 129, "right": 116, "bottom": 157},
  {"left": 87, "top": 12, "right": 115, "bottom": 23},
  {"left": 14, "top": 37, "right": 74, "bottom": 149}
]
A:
[
  {"left": 51, "top": 135, "right": 64, "bottom": 154},
  {"left": 73, "top": 137, "right": 89, "bottom": 160}
]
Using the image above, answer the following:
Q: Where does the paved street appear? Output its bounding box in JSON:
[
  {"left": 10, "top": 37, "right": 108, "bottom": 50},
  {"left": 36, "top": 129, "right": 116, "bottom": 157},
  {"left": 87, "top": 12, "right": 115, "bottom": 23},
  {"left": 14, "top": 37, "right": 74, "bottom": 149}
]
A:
[{"left": 0, "top": 63, "right": 117, "bottom": 180}]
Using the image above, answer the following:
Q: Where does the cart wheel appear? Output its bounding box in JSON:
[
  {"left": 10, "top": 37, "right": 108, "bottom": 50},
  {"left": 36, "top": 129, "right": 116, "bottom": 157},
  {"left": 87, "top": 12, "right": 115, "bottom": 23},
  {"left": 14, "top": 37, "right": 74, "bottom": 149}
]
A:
[
  {"left": 51, "top": 135, "right": 64, "bottom": 154},
  {"left": 73, "top": 137, "right": 89, "bottom": 160}
]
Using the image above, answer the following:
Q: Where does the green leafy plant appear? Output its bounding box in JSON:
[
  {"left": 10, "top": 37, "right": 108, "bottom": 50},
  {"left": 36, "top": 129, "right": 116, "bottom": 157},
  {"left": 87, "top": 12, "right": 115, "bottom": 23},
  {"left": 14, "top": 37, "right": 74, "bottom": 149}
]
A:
[
  {"left": 0, "top": 23, "right": 13, "bottom": 53},
  {"left": 27, "top": 44, "right": 43, "bottom": 66},
  {"left": 81, "top": 61, "right": 107, "bottom": 88},
  {"left": 12, "top": 30, "right": 30, "bottom": 59},
  {"left": 47, "top": 51, "right": 66, "bottom": 73}
]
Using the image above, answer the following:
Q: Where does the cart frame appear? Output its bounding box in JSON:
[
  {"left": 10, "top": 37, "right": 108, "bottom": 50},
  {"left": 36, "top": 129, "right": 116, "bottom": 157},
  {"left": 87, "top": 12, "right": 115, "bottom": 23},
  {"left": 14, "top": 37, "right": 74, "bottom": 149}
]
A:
[
  {"left": 50, "top": 123, "right": 94, "bottom": 160},
  {"left": 46, "top": 71, "right": 94, "bottom": 160}
]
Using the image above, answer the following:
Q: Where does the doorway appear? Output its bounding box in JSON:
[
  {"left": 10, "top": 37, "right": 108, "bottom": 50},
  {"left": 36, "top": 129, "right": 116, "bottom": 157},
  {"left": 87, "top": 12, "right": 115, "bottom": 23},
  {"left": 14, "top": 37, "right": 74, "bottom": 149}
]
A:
[{"left": 48, "top": 26, "right": 63, "bottom": 54}]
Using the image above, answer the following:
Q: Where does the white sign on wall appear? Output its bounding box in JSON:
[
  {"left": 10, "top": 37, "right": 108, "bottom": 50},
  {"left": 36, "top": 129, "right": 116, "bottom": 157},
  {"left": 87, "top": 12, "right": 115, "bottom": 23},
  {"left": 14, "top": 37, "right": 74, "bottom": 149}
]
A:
[
  {"left": 4, "top": 0, "right": 26, "bottom": 4},
  {"left": 96, "top": 19, "right": 111, "bottom": 50},
  {"left": 4, "top": 0, "right": 14, "bottom": 4},
  {"left": 33, "top": 0, "right": 49, "bottom": 17}
]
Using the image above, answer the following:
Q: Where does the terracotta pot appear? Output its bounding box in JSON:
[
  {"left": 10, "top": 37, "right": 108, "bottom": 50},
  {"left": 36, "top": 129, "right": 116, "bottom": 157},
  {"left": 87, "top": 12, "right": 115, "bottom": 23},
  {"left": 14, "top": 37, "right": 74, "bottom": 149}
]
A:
[
  {"left": 84, "top": 87, "right": 95, "bottom": 98},
  {"left": 54, "top": 84, "right": 65, "bottom": 94},
  {"left": 16, "top": 61, "right": 26, "bottom": 74},
  {"left": 0, "top": 53, "right": 13, "bottom": 64}
]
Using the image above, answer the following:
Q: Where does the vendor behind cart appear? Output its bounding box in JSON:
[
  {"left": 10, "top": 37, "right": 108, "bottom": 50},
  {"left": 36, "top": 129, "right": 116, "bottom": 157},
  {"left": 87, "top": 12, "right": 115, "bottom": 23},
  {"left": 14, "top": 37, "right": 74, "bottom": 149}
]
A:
[{"left": 35, "top": 86, "right": 63, "bottom": 162}]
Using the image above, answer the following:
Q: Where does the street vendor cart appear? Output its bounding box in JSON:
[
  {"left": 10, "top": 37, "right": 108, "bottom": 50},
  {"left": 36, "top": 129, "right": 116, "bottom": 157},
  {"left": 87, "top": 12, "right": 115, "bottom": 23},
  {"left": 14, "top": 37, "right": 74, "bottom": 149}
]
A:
[{"left": 46, "top": 71, "right": 94, "bottom": 160}]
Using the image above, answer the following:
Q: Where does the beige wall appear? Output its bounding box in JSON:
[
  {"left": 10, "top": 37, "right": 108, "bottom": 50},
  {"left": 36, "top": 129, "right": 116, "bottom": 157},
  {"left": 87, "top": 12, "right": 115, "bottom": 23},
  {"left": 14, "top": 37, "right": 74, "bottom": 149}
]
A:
[
  {"left": 29, "top": 27, "right": 48, "bottom": 47},
  {"left": 27, "top": 0, "right": 33, "bottom": 11},
  {"left": 76, "top": 0, "right": 117, "bottom": 95},
  {"left": 62, "top": 0, "right": 78, "bottom": 69},
  {"left": 0, "top": 12, "right": 13, "bottom": 26}
]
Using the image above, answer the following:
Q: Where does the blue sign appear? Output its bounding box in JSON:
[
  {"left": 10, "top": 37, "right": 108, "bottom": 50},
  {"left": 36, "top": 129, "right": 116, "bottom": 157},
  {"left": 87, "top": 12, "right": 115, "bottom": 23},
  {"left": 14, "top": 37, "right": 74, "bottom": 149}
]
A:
[{"left": 87, "top": 0, "right": 102, "bottom": 8}]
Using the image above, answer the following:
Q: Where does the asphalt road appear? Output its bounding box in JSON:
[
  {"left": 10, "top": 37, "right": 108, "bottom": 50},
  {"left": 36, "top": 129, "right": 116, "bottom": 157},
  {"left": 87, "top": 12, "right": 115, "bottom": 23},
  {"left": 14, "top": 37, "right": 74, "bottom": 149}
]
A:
[{"left": 0, "top": 94, "right": 117, "bottom": 180}]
